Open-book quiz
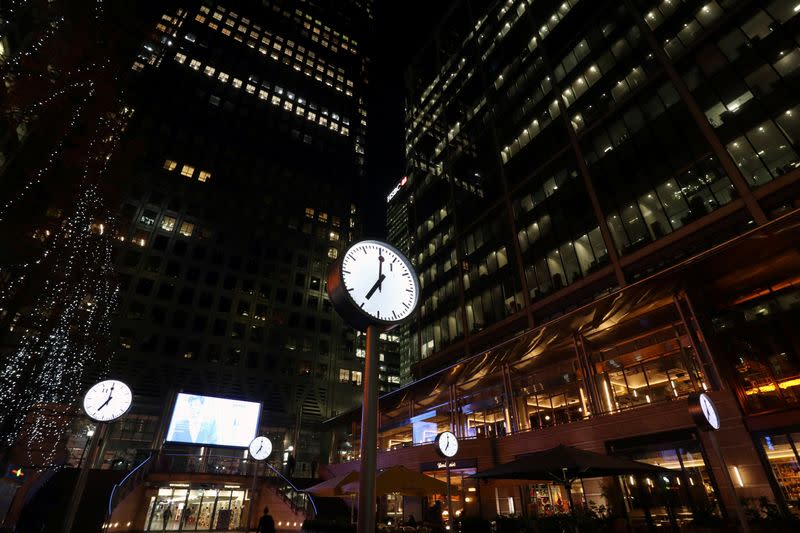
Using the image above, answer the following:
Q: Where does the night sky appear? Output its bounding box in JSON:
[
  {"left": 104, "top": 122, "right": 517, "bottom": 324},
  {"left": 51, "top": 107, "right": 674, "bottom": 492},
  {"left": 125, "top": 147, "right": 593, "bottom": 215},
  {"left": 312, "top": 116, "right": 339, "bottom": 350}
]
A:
[{"left": 363, "top": 2, "right": 449, "bottom": 238}]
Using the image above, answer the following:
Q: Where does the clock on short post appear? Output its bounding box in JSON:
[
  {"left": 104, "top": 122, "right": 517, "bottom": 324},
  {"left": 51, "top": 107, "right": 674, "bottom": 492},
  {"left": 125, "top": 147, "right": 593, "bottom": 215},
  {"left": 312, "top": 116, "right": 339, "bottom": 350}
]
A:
[
  {"left": 327, "top": 239, "right": 420, "bottom": 533},
  {"left": 64, "top": 380, "right": 133, "bottom": 533},
  {"left": 435, "top": 431, "right": 459, "bottom": 528},
  {"left": 245, "top": 436, "right": 273, "bottom": 533}
]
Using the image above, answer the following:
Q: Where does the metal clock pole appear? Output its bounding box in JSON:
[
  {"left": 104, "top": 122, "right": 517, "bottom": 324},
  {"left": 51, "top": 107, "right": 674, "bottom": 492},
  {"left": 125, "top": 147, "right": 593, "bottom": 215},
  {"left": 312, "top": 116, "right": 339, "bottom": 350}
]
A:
[
  {"left": 63, "top": 422, "right": 107, "bottom": 533},
  {"left": 446, "top": 460, "right": 452, "bottom": 528},
  {"left": 358, "top": 324, "right": 379, "bottom": 533},
  {"left": 246, "top": 460, "right": 258, "bottom": 533}
]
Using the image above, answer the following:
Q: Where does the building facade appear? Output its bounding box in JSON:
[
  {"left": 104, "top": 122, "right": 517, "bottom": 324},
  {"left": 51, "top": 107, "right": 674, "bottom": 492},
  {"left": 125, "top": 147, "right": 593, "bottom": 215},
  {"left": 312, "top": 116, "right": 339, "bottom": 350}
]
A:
[
  {"left": 104, "top": 0, "right": 376, "bottom": 470},
  {"left": 359, "top": 0, "right": 800, "bottom": 526}
]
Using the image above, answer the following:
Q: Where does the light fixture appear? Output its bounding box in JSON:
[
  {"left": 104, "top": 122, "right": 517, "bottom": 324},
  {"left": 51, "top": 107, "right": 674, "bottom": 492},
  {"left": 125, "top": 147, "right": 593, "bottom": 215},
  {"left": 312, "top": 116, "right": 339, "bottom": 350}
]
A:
[{"left": 733, "top": 466, "right": 744, "bottom": 487}]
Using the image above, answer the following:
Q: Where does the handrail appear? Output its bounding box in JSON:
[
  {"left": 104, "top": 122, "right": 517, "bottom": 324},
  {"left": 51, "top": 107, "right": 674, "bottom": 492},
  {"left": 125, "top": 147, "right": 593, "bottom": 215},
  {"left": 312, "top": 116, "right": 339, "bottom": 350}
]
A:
[
  {"left": 105, "top": 454, "right": 152, "bottom": 529},
  {"left": 264, "top": 461, "right": 318, "bottom": 518}
]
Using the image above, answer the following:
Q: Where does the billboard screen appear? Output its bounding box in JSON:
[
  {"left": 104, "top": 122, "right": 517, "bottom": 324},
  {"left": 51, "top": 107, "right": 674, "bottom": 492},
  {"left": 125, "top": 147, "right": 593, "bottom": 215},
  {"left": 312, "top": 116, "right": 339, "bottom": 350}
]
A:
[{"left": 165, "top": 393, "right": 261, "bottom": 448}]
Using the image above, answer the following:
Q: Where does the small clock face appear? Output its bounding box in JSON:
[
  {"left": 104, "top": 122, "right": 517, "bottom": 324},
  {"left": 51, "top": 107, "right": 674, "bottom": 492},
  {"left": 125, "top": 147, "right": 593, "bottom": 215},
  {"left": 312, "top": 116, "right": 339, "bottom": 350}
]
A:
[
  {"left": 83, "top": 380, "right": 132, "bottom": 422},
  {"left": 340, "top": 241, "right": 419, "bottom": 325},
  {"left": 699, "top": 393, "right": 720, "bottom": 430},
  {"left": 436, "top": 431, "right": 459, "bottom": 458},
  {"left": 249, "top": 436, "right": 273, "bottom": 460}
]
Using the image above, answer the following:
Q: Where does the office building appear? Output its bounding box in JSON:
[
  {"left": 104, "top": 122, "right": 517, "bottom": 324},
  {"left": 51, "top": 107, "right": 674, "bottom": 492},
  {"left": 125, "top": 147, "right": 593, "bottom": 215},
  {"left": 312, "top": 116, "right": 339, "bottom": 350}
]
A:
[{"left": 340, "top": 0, "right": 800, "bottom": 526}]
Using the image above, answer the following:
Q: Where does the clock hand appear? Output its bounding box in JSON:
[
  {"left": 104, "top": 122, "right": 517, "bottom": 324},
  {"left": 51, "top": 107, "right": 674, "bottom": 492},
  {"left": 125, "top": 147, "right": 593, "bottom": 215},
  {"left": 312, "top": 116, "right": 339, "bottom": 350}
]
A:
[
  {"left": 97, "top": 396, "right": 112, "bottom": 410},
  {"left": 378, "top": 254, "right": 384, "bottom": 292},
  {"left": 365, "top": 274, "right": 386, "bottom": 300}
]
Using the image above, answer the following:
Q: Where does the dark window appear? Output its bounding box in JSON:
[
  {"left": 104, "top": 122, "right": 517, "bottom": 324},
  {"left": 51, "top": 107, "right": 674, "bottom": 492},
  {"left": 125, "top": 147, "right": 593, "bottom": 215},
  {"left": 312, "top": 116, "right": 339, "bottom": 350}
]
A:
[
  {"left": 232, "top": 322, "right": 245, "bottom": 338},
  {"left": 144, "top": 255, "right": 162, "bottom": 273},
  {"left": 151, "top": 306, "right": 167, "bottom": 324},
  {"left": 259, "top": 284, "right": 271, "bottom": 299},
  {"left": 305, "top": 315, "right": 316, "bottom": 330},
  {"left": 153, "top": 235, "right": 169, "bottom": 251},
  {"left": 126, "top": 301, "right": 145, "bottom": 319},
  {"left": 171, "top": 310, "right": 187, "bottom": 328},
  {"left": 198, "top": 292, "right": 213, "bottom": 308},
  {"left": 156, "top": 283, "right": 175, "bottom": 301},
  {"left": 163, "top": 337, "right": 180, "bottom": 355},
  {"left": 192, "top": 246, "right": 207, "bottom": 261},
  {"left": 307, "top": 295, "right": 318, "bottom": 310},
  {"left": 242, "top": 278, "right": 255, "bottom": 293},
  {"left": 223, "top": 274, "right": 237, "bottom": 290},
  {"left": 186, "top": 266, "right": 200, "bottom": 281},
  {"left": 289, "top": 313, "right": 300, "bottom": 327},
  {"left": 292, "top": 292, "right": 303, "bottom": 306},
  {"left": 294, "top": 273, "right": 306, "bottom": 287},
  {"left": 218, "top": 296, "right": 232, "bottom": 312},
  {"left": 178, "top": 287, "right": 194, "bottom": 305},
  {"left": 237, "top": 301, "right": 250, "bottom": 316},
  {"left": 310, "top": 276, "right": 321, "bottom": 290},
  {"left": 205, "top": 271, "right": 220, "bottom": 286},
  {"left": 173, "top": 240, "right": 188, "bottom": 256},
  {"left": 192, "top": 315, "right": 207, "bottom": 332},
  {"left": 246, "top": 351, "right": 259, "bottom": 368},
  {"left": 211, "top": 250, "right": 224, "bottom": 265},
  {"left": 213, "top": 319, "right": 227, "bottom": 336},
  {"left": 166, "top": 261, "right": 181, "bottom": 278},
  {"left": 276, "top": 288, "right": 288, "bottom": 303},
  {"left": 123, "top": 250, "right": 142, "bottom": 267},
  {"left": 136, "top": 278, "right": 155, "bottom": 295},
  {"left": 321, "top": 319, "right": 331, "bottom": 333}
]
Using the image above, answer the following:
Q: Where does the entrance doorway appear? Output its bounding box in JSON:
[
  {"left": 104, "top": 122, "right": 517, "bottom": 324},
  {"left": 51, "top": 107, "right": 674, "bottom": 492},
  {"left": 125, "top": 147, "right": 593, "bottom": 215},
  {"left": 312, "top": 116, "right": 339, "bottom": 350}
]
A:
[{"left": 144, "top": 486, "right": 247, "bottom": 531}]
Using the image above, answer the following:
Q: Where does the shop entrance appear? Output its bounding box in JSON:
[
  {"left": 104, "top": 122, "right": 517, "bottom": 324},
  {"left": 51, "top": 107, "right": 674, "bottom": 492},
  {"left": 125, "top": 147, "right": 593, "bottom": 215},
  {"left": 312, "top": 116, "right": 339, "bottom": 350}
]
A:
[{"left": 144, "top": 485, "right": 247, "bottom": 531}]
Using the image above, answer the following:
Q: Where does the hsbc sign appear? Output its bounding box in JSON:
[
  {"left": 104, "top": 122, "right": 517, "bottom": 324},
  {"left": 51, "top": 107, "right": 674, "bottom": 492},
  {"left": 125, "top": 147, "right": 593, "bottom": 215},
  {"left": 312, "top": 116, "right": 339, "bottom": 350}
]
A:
[{"left": 386, "top": 176, "right": 408, "bottom": 203}]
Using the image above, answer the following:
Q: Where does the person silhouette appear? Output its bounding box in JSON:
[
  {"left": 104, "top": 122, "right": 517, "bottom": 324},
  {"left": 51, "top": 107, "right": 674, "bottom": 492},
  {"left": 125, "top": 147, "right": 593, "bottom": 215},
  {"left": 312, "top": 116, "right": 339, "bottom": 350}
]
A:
[{"left": 257, "top": 506, "right": 276, "bottom": 533}]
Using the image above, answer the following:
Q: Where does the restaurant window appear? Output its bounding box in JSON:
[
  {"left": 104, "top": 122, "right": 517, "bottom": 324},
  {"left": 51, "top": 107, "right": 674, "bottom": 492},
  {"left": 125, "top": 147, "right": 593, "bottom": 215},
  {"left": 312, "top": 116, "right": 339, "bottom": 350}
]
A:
[
  {"left": 611, "top": 431, "right": 720, "bottom": 528},
  {"left": 758, "top": 431, "right": 800, "bottom": 513}
]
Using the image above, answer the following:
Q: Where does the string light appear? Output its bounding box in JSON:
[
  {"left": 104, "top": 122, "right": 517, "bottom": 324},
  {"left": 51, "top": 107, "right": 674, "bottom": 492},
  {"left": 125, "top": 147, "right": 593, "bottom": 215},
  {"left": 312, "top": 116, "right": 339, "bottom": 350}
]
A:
[{"left": 0, "top": 0, "right": 128, "bottom": 463}]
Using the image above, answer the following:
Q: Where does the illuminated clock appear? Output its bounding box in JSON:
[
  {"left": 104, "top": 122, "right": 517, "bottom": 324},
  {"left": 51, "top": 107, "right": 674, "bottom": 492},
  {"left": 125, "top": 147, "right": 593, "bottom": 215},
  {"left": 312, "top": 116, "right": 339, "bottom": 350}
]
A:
[
  {"left": 327, "top": 240, "right": 419, "bottom": 331},
  {"left": 83, "top": 380, "right": 132, "bottom": 422},
  {"left": 435, "top": 431, "right": 459, "bottom": 458},
  {"left": 689, "top": 392, "right": 720, "bottom": 431},
  {"left": 249, "top": 436, "right": 273, "bottom": 461}
]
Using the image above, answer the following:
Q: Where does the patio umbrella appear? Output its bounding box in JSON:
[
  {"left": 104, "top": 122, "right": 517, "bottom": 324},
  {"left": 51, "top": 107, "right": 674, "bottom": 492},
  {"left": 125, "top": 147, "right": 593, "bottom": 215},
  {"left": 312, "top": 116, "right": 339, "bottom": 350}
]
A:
[
  {"left": 304, "top": 470, "right": 358, "bottom": 497},
  {"left": 471, "top": 444, "right": 671, "bottom": 515},
  {"left": 471, "top": 444, "right": 670, "bottom": 481},
  {"left": 341, "top": 465, "right": 449, "bottom": 496}
]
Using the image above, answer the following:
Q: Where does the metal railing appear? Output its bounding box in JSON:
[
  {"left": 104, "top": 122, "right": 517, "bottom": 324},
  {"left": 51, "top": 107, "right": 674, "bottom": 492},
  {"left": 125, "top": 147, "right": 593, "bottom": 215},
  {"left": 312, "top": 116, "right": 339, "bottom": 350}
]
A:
[{"left": 105, "top": 454, "right": 153, "bottom": 530}]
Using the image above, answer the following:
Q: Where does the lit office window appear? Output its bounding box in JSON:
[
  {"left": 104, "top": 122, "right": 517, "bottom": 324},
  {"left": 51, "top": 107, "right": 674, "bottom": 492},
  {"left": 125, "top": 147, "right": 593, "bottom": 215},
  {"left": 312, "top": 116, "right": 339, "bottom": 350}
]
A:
[
  {"left": 179, "top": 222, "right": 194, "bottom": 237},
  {"left": 174, "top": 52, "right": 187, "bottom": 64},
  {"left": 204, "top": 66, "right": 215, "bottom": 77},
  {"left": 328, "top": 247, "right": 338, "bottom": 259},
  {"left": 339, "top": 368, "right": 350, "bottom": 382},
  {"left": 329, "top": 231, "right": 340, "bottom": 241},
  {"left": 180, "top": 165, "right": 195, "bottom": 177},
  {"left": 232, "top": 78, "right": 242, "bottom": 89},
  {"left": 198, "top": 170, "right": 211, "bottom": 182},
  {"left": 161, "top": 216, "right": 176, "bottom": 232},
  {"left": 163, "top": 159, "right": 177, "bottom": 171},
  {"left": 352, "top": 371, "right": 362, "bottom": 386},
  {"left": 218, "top": 72, "right": 229, "bottom": 83},
  {"left": 189, "top": 59, "right": 201, "bottom": 70}
]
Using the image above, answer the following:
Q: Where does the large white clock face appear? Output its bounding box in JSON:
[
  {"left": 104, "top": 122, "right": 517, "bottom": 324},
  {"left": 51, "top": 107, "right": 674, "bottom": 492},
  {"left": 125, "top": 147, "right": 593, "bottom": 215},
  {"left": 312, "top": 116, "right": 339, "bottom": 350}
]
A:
[
  {"left": 83, "top": 380, "right": 132, "bottom": 422},
  {"left": 699, "top": 393, "right": 720, "bottom": 430},
  {"left": 436, "top": 431, "right": 459, "bottom": 458},
  {"left": 341, "top": 241, "right": 419, "bottom": 324},
  {"left": 249, "top": 436, "right": 273, "bottom": 460}
]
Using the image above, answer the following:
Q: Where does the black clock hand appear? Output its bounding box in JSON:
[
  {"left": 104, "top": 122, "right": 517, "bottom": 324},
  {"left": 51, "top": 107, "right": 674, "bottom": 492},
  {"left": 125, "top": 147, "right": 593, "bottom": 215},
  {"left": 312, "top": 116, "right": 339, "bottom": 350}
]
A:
[
  {"left": 378, "top": 254, "right": 384, "bottom": 292},
  {"left": 97, "top": 396, "right": 112, "bottom": 410},
  {"left": 365, "top": 274, "right": 386, "bottom": 299}
]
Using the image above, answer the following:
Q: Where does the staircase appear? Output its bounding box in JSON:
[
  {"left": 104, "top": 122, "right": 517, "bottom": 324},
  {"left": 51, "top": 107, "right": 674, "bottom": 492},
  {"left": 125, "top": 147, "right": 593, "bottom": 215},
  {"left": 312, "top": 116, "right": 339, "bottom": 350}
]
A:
[{"left": 260, "top": 485, "right": 307, "bottom": 531}]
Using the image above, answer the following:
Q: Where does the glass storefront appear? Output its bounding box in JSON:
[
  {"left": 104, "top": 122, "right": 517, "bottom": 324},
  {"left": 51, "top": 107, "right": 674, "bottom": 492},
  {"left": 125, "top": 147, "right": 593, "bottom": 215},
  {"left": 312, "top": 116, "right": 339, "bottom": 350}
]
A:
[
  {"left": 759, "top": 431, "right": 800, "bottom": 515},
  {"left": 144, "top": 485, "right": 247, "bottom": 531},
  {"left": 612, "top": 432, "right": 719, "bottom": 527}
]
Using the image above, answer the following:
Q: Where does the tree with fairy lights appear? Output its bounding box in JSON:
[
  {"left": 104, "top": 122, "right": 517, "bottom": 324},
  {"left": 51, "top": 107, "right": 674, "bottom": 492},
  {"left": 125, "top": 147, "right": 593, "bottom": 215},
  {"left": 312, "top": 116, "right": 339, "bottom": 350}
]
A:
[{"left": 0, "top": 0, "right": 141, "bottom": 465}]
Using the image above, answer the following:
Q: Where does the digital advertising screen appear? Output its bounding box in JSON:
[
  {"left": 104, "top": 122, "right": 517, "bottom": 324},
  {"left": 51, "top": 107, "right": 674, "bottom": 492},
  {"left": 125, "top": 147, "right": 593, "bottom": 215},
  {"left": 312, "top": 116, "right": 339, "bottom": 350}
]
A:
[{"left": 165, "top": 393, "right": 261, "bottom": 448}]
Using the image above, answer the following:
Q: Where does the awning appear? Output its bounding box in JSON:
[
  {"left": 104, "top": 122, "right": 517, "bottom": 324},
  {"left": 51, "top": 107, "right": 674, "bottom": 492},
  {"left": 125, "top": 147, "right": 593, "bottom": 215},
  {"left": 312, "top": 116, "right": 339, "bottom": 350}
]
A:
[
  {"left": 471, "top": 444, "right": 670, "bottom": 482},
  {"left": 304, "top": 470, "right": 358, "bottom": 497},
  {"left": 341, "top": 465, "right": 449, "bottom": 496}
]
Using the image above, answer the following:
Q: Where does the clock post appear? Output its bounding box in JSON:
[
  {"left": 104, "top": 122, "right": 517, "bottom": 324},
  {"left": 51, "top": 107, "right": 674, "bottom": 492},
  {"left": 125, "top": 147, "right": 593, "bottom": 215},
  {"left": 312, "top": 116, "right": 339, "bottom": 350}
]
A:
[
  {"left": 326, "top": 240, "right": 420, "bottom": 533},
  {"left": 688, "top": 393, "right": 749, "bottom": 533},
  {"left": 246, "top": 436, "right": 273, "bottom": 533},
  {"left": 64, "top": 379, "right": 133, "bottom": 533}
]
